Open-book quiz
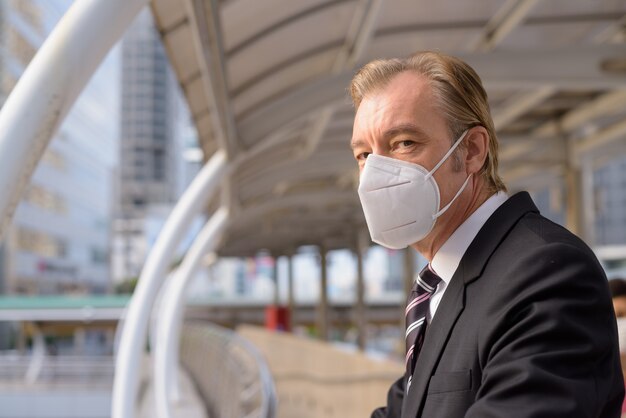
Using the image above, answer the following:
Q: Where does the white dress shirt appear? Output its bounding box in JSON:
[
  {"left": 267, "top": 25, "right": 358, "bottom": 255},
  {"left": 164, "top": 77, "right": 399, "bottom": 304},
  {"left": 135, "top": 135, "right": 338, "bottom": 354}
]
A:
[{"left": 424, "top": 191, "right": 509, "bottom": 323}]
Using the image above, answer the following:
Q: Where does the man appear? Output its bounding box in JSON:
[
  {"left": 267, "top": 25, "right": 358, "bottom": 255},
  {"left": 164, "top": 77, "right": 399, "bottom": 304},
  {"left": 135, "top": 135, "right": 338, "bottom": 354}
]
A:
[
  {"left": 609, "top": 278, "right": 626, "bottom": 417},
  {"left": 349, "top": 51, "right": 624, "bottom": 417}
]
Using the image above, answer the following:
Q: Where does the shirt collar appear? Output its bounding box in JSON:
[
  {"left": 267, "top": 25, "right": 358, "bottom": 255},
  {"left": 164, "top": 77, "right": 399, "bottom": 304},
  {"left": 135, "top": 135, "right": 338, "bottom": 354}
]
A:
[{"left": 430, "top": 191, "right": 509, "bottom": 285}]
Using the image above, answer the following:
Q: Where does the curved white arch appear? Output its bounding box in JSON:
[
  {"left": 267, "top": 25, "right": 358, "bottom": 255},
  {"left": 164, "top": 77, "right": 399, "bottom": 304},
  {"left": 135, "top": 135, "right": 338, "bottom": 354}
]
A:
[{"left": 0, "top": 0, "right": 148, "bottom": 239}]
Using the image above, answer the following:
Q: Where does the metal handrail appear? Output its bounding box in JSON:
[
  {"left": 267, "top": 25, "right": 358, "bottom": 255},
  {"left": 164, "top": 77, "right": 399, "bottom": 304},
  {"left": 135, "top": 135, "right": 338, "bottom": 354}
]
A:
[
  {"left": 0, "top": 354, "right": 115, "bottom": 385},
  {"left": 154, "top": 208, "right": 229, "bottom": 418},
  {"left": 179, "top": 323, "right": 277, "bottom": 418}
]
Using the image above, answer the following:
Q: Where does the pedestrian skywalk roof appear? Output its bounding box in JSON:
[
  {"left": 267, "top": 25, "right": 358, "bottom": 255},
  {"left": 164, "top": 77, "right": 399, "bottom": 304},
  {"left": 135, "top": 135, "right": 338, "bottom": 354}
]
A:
[{"left": 150, "top": 0, "right": 626, "bottom": 256}]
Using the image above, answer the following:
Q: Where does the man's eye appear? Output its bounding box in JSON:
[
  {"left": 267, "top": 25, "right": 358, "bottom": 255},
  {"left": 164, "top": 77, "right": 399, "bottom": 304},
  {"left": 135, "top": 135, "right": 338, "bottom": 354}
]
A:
[
  {"left": 391, "top": 140, "right": 417, "bottom": 152},
  {"left": 356, "top": 152, "right": 370, "bottom": 161}
]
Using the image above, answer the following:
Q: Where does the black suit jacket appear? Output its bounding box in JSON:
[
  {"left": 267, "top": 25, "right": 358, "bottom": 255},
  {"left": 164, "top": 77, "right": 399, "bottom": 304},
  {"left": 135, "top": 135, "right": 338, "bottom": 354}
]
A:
[{"left": 373, "top": 192, "right": 624, "bottom": 418}]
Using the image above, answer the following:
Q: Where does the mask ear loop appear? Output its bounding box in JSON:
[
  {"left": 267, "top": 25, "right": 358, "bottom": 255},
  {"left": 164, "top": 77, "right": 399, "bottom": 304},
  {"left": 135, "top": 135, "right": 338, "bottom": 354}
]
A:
[
  {"left": 433, "top": 174, "right": 472, "bottom": 219},
  {"left": 424, "top": 129, "right": 469, "bottom": 181}
]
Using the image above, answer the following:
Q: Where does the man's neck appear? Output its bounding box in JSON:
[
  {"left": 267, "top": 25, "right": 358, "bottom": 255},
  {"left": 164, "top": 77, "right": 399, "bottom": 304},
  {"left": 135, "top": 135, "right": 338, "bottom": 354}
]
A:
[{"left": 413, "top": 182, "right": 493, "bottom": 261}]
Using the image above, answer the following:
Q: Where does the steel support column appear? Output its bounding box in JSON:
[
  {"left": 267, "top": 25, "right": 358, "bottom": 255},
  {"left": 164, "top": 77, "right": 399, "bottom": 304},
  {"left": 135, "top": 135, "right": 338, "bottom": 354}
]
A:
[
  {"left": 273, "top": 255, "right": 280, "bottom": 306},
  {"left": 317, "top": 246, "right": 329, "bottom": 341},
  {"left": 355, "top": 236, "right": 367, "bottom": 351},
  {"left": 565, "top": 159, "right": 595, "bottom": 244},
  {"left": 564, "top": 164, "right": 585, "bottom": 240},
  {"left": 287, "top": 253, "right": 295, "bottom": 331},
  {"left": 581, "top": 160, "right": 596, "bottom": 246}
]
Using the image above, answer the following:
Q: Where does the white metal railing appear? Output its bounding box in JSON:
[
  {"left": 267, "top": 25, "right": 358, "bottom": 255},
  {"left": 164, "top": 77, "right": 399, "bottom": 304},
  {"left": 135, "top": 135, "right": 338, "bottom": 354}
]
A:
[
  {"left": 113, "top": 149, "right": 228, "bottom": 418},
  {"left": 154, "top": 208, "right": 229, "bottom": 418},
  {"left": 179, "top": 323, "right": 277, "bottom": 418},
  {"left": 0, "top": 354, "right": 115, "bottom": 386}
]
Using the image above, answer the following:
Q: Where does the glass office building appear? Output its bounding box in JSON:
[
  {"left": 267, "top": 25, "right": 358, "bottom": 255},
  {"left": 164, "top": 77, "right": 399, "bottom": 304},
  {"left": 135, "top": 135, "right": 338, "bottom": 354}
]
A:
[
  {"left": 0, "top": 0, "right": 119, "bottom": 294},
  {"left": 112, "top": 9, "right": 194, "bottom": 284}
]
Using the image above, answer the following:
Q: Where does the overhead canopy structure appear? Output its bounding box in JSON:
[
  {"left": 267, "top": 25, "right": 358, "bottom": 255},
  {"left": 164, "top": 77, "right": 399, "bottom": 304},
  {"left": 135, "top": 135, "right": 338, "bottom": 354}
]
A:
[{"left": 150, "top": 0, "right": 626, "bottom": 255}]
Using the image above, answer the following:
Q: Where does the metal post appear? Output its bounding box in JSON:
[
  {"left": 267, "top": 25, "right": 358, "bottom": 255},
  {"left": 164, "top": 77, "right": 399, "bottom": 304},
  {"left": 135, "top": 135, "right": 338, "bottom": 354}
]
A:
[
  {"left": 581, "top": 159, "right": 596, "bottom": 246},
  {"left": 154, "top": 207, "right": 229, "bottom": 418},
  {"left": 17, "top": 323, "right": 26, "bottom": 354},
  {"left": 0, "top": 0, "right": 148, "bottom": 240},
  {"left": 25, "top": 322, "right": 45, "bottom": 384},
  {"left": 317, "top": 246, "right": 329, "bottom": 341},
  {"left": 287, "top": 253, "right": 295, "bottom": 331},
  {"left": 272, "top": 255, "right": 279, "bottom": 306},
  {"left": 113, "top": 150, "right": 228, "bottom": 418},
  {"left": 565, "top": 164, "right": 585, "bottom": 239},
  {"left": 355, "top": 235, "right": 367, "bottom": 351},
  {"left": 73, "top": 327, "right": 86, "bottom": 356},
  {"left": 563, "top": 131, "right": 596, "bottom": 244}
]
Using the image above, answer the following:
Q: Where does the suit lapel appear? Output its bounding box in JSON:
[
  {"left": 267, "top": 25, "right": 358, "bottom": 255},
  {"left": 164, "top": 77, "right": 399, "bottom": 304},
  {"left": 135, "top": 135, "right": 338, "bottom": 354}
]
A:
[{"left": 400, "top": 192, "right": 539, "bottom": 418}]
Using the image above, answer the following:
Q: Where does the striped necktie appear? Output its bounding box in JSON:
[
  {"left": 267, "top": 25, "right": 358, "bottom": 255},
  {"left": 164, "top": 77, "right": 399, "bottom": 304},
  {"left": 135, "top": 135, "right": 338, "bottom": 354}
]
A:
[{"left": 405, "top": 264, "right": 442, "bottom": 378}]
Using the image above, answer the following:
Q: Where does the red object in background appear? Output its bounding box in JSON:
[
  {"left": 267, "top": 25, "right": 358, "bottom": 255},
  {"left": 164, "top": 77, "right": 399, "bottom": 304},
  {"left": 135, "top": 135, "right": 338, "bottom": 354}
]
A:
[{"left": 265, "top": 305, "right": 290, "bottom": 332}]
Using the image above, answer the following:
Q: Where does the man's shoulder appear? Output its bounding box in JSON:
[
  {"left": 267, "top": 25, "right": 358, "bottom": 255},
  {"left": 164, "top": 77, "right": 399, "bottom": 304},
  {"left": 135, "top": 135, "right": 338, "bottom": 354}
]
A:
[
  {"left": 460, "top": 191, "right": 604, "bottom": 285},
  {"left": 489, "top": 210, "right": 606, "bottom": 284},
  {"left": 512, "top": 210, "right": 595, "bottom": 257},
  {"left": 484, "top": 191, "right": 594, "bottom": 258}
]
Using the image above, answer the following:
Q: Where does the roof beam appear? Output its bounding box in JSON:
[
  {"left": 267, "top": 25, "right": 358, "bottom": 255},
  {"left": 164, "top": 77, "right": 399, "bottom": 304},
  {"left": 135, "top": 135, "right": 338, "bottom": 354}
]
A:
[
  {"left": 186, "top": 0, "right": 239, "bottom": 158},
  {"left": 468, "top": 0, "right": 553, "bottom": 132},
  {"left": 536, "top": 89, "right": 626, "bottom": 137},
  {"left": 235, "top": 1, "right": 382, "bottom": 167},
  {"left": 237, "top": 190, "right": 358, "bottom": 224},
  {"left": 500, "top": 89, "right": 626, "bottom": 161},
  {"left": 296, "top": 0, "right": 383, "bottom": 160},
  {"left": 239, "top": 46, "right": 626, "bottom": 148},
  {"left": 238, "top": 71, "right": 353, "bottom": 145},
  {"left": 458, "top": 45, "right": 626, "bottom": 89},
  {"left": 574, "top": 117, "right": 626, "bottom": 159},
  {"left": 493, "top": 86, "right": 556, "bottom": 131},
  {"left": 501, "top": 162, "right": 563, "bottom": 189},
  {"left": 500, "top": 95, "right": 626, "bottom": 176},
  {"left": 470, "top": 0, "right": 542, "bottom": 51},
  {"left": 594, "top": 14, "right": 626, "bottom": 43}
]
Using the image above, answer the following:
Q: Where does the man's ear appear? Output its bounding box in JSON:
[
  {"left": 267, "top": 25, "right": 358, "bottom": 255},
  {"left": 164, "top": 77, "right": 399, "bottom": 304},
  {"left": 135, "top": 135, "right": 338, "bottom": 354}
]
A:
[{"left": 465, "top": 127, "right": 489, "bottom": 175}]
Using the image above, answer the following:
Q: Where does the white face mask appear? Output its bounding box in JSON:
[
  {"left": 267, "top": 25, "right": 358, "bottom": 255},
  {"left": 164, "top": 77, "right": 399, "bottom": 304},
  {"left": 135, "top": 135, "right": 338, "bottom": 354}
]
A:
[
  {"left": 616, "top": 317, "right": 626, "bottom": 353},
  {"left": 357, "top": 130, "right": 471, "bottom": 249}
]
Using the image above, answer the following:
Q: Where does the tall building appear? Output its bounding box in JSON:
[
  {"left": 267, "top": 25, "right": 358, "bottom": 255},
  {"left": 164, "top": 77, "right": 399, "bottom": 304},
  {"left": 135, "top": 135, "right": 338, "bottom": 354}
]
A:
[
  {"left": 118, "top": 9, "right": 180, "bottom": 214},
  {"left": 0, "top": 0, "right": 119, "bottom": 294},
  {"left": 112, "top": 9, "right": 194, "bottom": 283}
]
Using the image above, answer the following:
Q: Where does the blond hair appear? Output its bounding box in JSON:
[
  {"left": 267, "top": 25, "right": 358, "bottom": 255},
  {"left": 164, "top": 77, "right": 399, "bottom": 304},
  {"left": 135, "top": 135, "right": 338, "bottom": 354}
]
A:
[{"left": 349, "top": 51, "right": 506, "bottom": 193}]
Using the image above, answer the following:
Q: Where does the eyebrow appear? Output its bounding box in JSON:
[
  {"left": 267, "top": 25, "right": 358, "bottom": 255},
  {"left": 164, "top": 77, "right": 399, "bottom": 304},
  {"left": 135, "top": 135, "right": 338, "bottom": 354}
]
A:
[
  {"left": 350, "top": 139, "right": 367, "bottom": 150},
  {"left": 382, "top": 123, "right": 429, "bottom": 141},
  {"left": 350, "top": 123, "right": 429, "bottom": 150}
]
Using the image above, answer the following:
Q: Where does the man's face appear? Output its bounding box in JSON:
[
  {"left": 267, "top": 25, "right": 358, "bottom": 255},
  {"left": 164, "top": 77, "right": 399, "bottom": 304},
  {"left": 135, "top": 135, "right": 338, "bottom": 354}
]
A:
[{"left": 350, "top": 71, "right": 469, "bottom": 242}]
